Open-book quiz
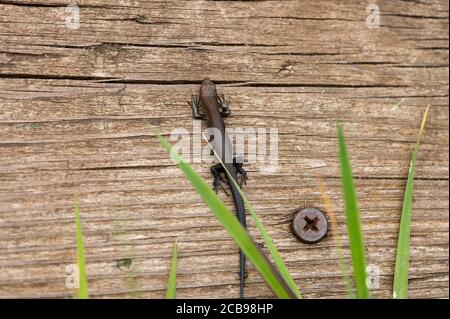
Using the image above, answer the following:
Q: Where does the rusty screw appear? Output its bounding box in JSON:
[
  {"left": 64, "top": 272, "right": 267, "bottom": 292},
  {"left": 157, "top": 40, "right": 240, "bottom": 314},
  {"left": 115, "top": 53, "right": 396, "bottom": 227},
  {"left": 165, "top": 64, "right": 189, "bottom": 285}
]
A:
[{"left": 292, "top": 208, "right": 328, "bottom": 244}]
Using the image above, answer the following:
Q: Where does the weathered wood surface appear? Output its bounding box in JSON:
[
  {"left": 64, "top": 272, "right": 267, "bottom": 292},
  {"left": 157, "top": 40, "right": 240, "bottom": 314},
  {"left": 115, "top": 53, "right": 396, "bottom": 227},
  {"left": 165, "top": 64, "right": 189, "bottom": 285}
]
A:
[{"left": 0, "top": 0, "right": 448, "bottom": 298}]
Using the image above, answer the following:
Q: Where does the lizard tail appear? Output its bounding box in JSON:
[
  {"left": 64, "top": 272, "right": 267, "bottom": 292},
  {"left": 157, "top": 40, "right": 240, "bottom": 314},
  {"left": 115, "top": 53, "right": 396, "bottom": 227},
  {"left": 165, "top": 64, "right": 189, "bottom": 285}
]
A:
[
  {"left": 225, "top": 163, "right": 247, "bottom": 299},
  {"left": 239, "top": 250, "right": 245, "bottom": 298}
]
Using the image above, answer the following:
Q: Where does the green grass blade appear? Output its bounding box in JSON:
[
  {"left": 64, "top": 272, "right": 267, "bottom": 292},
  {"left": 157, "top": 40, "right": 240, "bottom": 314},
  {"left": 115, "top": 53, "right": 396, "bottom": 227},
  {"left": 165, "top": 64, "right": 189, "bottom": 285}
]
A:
[
  {"left": 247, "top": 208, "right": 302, "bottom": 298},
  {"left": 393, "top": 105, "right": 429, "bottom": 299},
  {"left": 166, "top": 240, "right": 178, "bottom": 299},
  {"left": 201, "top": 134, "right": 301, "bottom": 298},
  {"left": 74, "top": 200, "right": 89, "bottom": 299},
  {"left": 157, "top": 134, "right": 297, "bottom": 299},
  {"left": 337, "top": 123, "right": 369, "bottom": 299},
  {"left": 318, "top": 179, "right": 355, "bottom": 299}
]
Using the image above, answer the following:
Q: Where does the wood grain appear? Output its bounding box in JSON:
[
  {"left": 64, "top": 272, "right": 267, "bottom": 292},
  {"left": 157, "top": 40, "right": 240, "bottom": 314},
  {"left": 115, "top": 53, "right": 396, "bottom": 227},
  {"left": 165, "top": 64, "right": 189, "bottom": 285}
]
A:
[{"left": 0, "top": 0, "right": 448, "bottom": 298}]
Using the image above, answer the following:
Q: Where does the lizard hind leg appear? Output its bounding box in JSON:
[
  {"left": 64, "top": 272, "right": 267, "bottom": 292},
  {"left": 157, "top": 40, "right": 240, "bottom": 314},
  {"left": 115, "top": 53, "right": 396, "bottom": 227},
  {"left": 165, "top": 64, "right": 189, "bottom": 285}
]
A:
[
  {"left": 211, "top": 164, "right": 230, "bottom": 196},
  {"left": 233, "top": 157, "right": 248, "bottom": 187}
]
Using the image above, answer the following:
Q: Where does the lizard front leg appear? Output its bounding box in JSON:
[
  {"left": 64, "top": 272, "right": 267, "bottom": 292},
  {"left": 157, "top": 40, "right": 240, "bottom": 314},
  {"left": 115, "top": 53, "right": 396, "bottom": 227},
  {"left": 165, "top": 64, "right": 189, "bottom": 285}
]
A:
[
  {"left": 188, "top": 94, "right": 205, "bottom": 120},
  {"left": 217, "top": 94, "right": 231, "bottom": 117}
]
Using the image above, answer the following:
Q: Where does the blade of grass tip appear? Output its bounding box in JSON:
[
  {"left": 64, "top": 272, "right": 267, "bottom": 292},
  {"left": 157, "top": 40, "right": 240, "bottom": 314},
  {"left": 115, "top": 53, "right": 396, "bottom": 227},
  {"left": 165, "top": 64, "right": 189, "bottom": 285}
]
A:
[
  {"left": 201, "top": 133, "right": 302, "bottom": 298},
  {"left": 337, "top": 123, "right": 369, "bottom": 299},
  {"left": 317, "top": 178, "right": 355, "bottom": 299},
  {"left": 166, "top": 240, "right": 178, "bottom": 299},
  {"left": 156, "top": 134, "right": 296, "bottom": 299},
  {"left": 393, "top": 105, "right": 430, "bottom": 299},
  {"left": 74, "top": 199, "right": 89, "bottom": 299}
]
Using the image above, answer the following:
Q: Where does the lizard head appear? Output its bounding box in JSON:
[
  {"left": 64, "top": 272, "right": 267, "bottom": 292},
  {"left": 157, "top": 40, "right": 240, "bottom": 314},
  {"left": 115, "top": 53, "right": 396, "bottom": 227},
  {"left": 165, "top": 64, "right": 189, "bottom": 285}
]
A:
[{"left": 200, "top": 78, "right": 217, "bottom": 98}]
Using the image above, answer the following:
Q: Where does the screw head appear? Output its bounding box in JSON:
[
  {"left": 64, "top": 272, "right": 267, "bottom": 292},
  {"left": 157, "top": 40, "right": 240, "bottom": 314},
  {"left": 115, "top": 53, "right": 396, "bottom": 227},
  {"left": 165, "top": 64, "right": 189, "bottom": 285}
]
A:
[{"left": 292, "top": 208, "right": 328, "bottom": 244}]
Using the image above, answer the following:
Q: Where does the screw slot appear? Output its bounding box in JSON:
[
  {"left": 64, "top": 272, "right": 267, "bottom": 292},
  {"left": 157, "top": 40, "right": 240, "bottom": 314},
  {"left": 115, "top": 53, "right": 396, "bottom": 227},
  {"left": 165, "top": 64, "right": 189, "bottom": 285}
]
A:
[{"left": 303, "top": 215, "right": 319, "bottom": 232}]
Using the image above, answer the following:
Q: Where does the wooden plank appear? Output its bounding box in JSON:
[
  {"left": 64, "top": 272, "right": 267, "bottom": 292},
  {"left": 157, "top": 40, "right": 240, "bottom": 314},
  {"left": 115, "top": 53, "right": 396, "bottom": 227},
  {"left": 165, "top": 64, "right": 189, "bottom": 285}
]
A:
[{"left": 0, "top": 0, "right": 448, "bottom": 299}]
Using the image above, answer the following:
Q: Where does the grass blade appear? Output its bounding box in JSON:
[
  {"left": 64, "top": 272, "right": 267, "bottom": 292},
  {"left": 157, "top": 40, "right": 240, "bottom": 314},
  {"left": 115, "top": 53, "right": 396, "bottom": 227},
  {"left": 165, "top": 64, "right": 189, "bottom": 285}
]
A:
[
  {"left": 157, "top": 134, "right": 297, "bottom": 299},
  {"left": 318, "top": 178, "right": 355, "bottom": 299},
  {"left": 201, "top": 134, "right": 302, "bottom": 298},
  {"left": 247, "top": 207, "right": 302, "bottom": 298},
  {"left": 393, "top": 105, "right": 430, "bottom": 299},
  {"left": 166, "top": 240, "right": 178, "bottom": 299},
  {"left": 74, "top": 200, "right": 89, "bottom": 299},
  {"left": 337, "top": 123, "right": 369, "bottom": 299}
]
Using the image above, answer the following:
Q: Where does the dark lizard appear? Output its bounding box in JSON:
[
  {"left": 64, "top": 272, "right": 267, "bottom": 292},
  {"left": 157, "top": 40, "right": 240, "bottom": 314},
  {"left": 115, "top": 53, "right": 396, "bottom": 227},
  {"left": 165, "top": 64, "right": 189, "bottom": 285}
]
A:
[{"left": 189, "top": 78, "right": 248, "bottom": 298}]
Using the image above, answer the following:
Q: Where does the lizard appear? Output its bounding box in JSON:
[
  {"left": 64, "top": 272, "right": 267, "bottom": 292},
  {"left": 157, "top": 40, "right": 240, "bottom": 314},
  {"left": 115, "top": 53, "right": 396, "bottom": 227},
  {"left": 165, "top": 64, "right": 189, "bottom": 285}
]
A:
[{"left": 189, "top": 78, "right": 248, "bottom": 298}]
